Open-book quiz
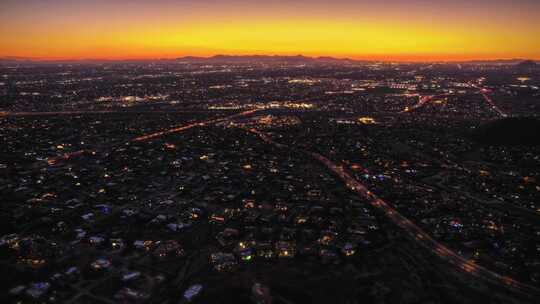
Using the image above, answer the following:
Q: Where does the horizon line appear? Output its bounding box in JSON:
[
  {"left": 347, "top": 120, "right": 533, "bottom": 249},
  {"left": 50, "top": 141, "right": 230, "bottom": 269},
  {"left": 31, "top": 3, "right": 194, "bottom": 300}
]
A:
[{"left": 1, "top": 53, "right": 539, "bottom": 64}]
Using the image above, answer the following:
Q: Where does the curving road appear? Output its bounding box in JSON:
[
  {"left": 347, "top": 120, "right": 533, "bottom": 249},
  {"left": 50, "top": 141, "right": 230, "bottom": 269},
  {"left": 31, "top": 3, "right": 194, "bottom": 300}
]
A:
[{"left": 245, "top": 127, "right": 539, "bottom": 298}]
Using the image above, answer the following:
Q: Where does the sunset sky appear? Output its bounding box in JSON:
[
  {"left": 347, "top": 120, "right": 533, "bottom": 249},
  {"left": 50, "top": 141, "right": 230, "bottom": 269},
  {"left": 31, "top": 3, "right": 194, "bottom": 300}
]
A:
[{"left": 1, "top": 0, "right": 539, "bottom": 61}]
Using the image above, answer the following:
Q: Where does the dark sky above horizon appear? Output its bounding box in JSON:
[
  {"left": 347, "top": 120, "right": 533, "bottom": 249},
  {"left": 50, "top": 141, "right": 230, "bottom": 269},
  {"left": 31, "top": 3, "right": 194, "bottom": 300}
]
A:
[{"left": 1, "top": 0, "right": 539, "bottom": 60}]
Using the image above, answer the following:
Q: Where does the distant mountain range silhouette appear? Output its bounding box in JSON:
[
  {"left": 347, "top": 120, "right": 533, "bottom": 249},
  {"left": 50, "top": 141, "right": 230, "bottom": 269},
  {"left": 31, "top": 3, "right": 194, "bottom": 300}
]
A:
[
  {"left": 516, "top": 60, "right": 538, "bottom": 68},
  {"left": 175, "top": 54, "right": 359, "bottom": 64},
  {"left": 1, "top": 55, "right": 538, "bottom": 65}
]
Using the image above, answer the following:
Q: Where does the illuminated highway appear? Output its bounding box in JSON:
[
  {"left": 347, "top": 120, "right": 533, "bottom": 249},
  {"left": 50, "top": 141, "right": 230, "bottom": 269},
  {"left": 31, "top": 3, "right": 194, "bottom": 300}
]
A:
[
  {"left": 401, "top": 95, "right": 435, "bottom": 113},
  {"left": 45, "top": 109, "right": 260, "bottom": 165},
  {"left": 480, "top": 89, "right": 508, "bottom": 118},
  {"left": 246, "top": 127, "right": 539, "bottom": 298},
  {"left": 131, "top": 109, "right": 259, "bottom": 142},
  {"left": 0, "top": 110, "right": 231, "bottom": 117}
]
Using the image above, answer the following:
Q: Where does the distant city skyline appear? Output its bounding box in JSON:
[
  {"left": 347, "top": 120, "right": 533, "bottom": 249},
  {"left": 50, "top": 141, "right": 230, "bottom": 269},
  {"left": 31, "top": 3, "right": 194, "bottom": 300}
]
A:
[{"left": 1, "top": 0, "right": 540, "bottom": 61}]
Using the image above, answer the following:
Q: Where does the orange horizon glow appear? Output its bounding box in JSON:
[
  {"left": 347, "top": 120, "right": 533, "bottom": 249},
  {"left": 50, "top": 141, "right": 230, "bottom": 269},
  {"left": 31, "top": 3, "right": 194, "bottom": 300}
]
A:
[
  {"left": 8, "top": 53, "right": 540, "bottom": 63},
  {"left": 1, "top": 1, "right": 539, "bottom": 62}
]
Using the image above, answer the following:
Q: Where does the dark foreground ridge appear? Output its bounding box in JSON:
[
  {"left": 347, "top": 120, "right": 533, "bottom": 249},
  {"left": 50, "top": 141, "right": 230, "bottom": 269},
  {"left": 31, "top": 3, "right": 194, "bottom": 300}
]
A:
[{"left": 473, "top": 117, "right": 540, "bottom": 146}]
